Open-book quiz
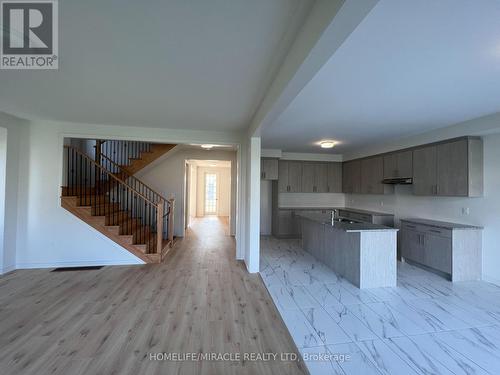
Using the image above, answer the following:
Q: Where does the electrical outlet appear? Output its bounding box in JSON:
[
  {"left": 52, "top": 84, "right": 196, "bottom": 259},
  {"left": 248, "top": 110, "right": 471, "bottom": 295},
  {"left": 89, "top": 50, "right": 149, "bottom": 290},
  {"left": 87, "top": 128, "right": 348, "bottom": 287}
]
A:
[
  {"left": 462, "top": 207, "right": 470, "bottom": 215},
  {"left": 380, "top": 201, "right": 384, "bottom": 207}
]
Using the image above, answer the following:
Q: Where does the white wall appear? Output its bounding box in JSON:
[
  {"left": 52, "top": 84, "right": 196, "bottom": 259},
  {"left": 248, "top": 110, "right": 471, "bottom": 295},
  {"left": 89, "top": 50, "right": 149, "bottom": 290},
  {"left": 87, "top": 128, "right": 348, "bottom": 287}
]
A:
[
  {"left": 345, "top": 130, "right": 500, "bottom": 285},
  {"left": 260, "top": 180, "right": 272, "bottom": 235},
  {"left": 245, "top": 137, "right": 261, "bottom": 272},
  {"left": 138, "top": 148, "right": 237, "bottom": 237},
  {"left": 6, "top": 117, "right": 244, "bottom": 270},
  {"left": 0, "top": 113, "right": 28, "bottom": 274},
  {"left": 188, "top": 163, "right": 197, "bottom": 225},
  {"left": 196, "top": 166, "right": 231, "bottom": 217}
]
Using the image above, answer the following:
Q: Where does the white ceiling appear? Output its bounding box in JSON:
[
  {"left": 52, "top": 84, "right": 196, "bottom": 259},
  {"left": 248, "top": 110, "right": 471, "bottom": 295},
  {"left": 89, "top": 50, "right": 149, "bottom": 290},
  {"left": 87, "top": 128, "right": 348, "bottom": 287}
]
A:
[
  {"left": 0, "top": 0, "right": 313, "bottom": 131},
  {"left": 262, "top": 0, "right": 500, "bottom": 154}
]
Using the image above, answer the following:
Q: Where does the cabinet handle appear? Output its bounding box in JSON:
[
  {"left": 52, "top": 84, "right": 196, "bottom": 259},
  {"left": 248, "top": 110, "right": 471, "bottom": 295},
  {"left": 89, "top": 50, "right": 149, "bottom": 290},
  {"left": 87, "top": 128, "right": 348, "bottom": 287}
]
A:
[
  {"left": 406, "top": 225, "right": 416, "bottom": 229},
  {"left": 428, "top": 229, "right": 442, "bottom": 234},
  {"left": 263, "top": 172, "right": 266, "bottom": 179}
]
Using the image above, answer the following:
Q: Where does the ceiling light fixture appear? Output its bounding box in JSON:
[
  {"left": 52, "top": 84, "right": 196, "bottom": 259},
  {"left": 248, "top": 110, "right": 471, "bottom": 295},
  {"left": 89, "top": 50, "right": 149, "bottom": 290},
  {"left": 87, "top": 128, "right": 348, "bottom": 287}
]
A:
[
  {"left": 209, "top": 164, "right": 217, "bottom": 167},
  {"left": 201, "top": 144, "right": 215, "bottom": 150},
  {"left": 319, "top": 140, "right": 336, "bottom": 149}
]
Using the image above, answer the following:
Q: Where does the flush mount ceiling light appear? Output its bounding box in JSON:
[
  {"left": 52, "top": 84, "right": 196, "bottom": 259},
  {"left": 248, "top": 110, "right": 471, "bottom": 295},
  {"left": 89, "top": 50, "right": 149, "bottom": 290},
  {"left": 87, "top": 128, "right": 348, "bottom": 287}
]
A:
[
  {"left": 201, "top": 144, "right": 215, "bottom": 149},
  {"left": 209, "top": 164, "right": 217, "bottom": 167},
  {"left": 319, "top": 140, "right": 337, "bottom": 149}
]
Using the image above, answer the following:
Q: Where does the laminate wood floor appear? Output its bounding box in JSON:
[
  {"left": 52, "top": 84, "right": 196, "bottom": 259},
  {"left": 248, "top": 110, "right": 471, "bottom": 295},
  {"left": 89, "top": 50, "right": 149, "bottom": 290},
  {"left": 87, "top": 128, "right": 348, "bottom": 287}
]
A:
[{"left": 0, "top": 217, "right": 308, "bottom": 375}]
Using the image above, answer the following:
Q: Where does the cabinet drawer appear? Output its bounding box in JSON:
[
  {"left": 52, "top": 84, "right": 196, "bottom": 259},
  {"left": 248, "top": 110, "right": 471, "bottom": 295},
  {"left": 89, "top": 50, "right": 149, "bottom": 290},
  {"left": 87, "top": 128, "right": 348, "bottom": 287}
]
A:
[{"left": 423, "top": 226, "right": 452, "bottom": 238}]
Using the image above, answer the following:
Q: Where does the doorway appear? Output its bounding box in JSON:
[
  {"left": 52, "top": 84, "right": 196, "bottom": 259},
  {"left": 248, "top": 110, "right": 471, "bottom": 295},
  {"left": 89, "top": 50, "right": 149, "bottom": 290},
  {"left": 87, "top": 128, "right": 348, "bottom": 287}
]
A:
[{"left": 185, "top": 159, "right": 232, "bottom": 236}]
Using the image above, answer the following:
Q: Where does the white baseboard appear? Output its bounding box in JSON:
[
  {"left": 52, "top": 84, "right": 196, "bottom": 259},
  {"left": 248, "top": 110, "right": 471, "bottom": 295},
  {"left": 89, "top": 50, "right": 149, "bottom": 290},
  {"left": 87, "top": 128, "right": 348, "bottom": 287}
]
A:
[
  {"left": 0, "top": 264, "right": 16, "bottom": 275},
  {"left": 15, "top": 259, "right": 144, "bottom": 270},
  {"left": 483, "top": 274, "right": 500, "bottom": 287}
]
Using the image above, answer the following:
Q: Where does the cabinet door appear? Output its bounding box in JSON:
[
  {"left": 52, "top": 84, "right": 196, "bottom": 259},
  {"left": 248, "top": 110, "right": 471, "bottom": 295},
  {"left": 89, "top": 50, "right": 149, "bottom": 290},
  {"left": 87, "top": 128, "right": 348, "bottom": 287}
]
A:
[
  {"left": 413, "top": 146, "right": 437, "bottom": 196},
  {"left": 383, "top": 154, "right": 398, "bottom": 179},
  {"left": 314, "top": 163, "right": 328, "bottom": 193},
  {"left": 261, "top": 159, "right": 278, "bottom": 180},
  {"left": 342, "top": 162, "right": 352, "bottom": 193},
  {"left": 361, "top": 157, "right": 384, "bottom": 194},
  {"left": 278, "top": 160, "right": 289, "bottom": 192},
  {"left": 437, "top": 139, "right": 468, "bottom": 196},
  {"left": 327, "top": 162, "right": 342, "bottom": 193},
  {"left": 301, "top": 163, "right": 315, "bottom": 193},
  {"left": 424, "top": 234, "right": 452, "bottom": 274},
  {"left": 277, "top": 210, "right": 293, "bottom": 236},
  {"left": 403, "top": 229, "right": 424, "bottom": 263},
  {"left": 397, "top": 150, "right": 413, "bottom": 178},
  {"left": 351, "top": 160, "right": 362, "bottom": 194},
  {"left": 288, "top": 162, "right": 303, "bottom": 193},
  {"left": 361, "top": 159, "right": 373, "bottom": 194}
]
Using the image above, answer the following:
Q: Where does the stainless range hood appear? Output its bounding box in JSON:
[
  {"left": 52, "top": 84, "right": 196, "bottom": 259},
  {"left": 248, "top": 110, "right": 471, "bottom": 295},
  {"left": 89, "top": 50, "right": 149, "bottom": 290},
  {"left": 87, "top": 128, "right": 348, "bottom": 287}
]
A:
[{"left": 382, "top": 177, "right": 413, "bottom": 185}]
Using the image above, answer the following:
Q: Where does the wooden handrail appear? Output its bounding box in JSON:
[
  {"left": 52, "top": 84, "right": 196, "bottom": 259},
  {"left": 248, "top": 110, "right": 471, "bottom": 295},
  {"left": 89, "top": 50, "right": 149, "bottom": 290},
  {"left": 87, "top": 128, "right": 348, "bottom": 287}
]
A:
[
  {"left": 64, "top": 145, "right": 158, "bottom": 206},
  {"left": 99, "top": 153, "right": 168, "bottom": 203}
]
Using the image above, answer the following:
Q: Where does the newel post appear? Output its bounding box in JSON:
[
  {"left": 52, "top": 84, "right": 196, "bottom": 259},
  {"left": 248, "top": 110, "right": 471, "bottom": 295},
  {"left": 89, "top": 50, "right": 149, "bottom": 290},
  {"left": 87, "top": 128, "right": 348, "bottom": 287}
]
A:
[
  {"left": 168, "top": 198, "right": 175, "bottom": 243},
  {"left": 156, "top": 198, "right": 164, "bottom": 254}
]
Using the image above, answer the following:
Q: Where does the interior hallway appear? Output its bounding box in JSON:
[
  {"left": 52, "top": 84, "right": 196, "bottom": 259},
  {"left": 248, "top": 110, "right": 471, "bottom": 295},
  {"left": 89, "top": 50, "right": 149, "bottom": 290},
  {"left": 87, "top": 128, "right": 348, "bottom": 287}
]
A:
[{"left": 0, "top": 217, "right": 307, "bottom": 375}]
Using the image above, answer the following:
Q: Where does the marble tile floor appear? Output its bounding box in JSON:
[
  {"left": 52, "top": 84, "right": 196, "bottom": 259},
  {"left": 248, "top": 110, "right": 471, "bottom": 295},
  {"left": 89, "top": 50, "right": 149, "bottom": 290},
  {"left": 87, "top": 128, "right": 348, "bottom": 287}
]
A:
[{"left": 260, "top": 236, "right": 500, "bottom": 375}]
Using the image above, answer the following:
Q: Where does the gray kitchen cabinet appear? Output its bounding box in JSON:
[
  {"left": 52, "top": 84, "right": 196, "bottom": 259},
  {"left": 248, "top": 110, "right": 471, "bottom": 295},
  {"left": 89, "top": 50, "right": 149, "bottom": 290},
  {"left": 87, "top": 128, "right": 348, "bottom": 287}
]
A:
[
  {"left": 437, "top": 140, "right": 468, "bottom": 196},
  {"left": 400, "top": 218, "right": 482, "bottom": 281},
  {"left": 301, "top": 162, "right": 315, "bottom": 193},
  {"left": 400, "top": 226, "right": 424, "bottom": 264},
  {"left": 288, "top": 162, "right": 302, "bottom": 193},
  {"left": 301, "top": 163, "right": 328, "bottom": 193},
  {"left": 437, "top": 138, "right": 483, "bottom": 197},
  {"left": 361, "top": 156, "right": 385, "bottom": 194},
  {"left": 278, "top": 160, "right": 289, "bottom": 193},
  {"left": 413, "top": 138, "right": 483, "bottom": 197},
  {"left": 383, "top": 150, "right": 413, "bottom": 179},
  {"left": 424, "top": 234, "right": 452, "bottom": 274},
  {"left": 314, "top": 163, "right": 329, "bottom": 193},
  {"left": 272, "top": 209, "right": 301, "bottom": 238},
  {"left": 327, "top": 162, "right": 342, "bottom": 193},
  {"left": 342, "top": 160, "right": 361, "bottom": 194},
  {"left": 413, "top": 145, "right": 438, "bottom": 196},
  {"left": 278, "top": 160, "right": 302, "bottom": 193},
  {"left": 261, "top": 158, "right": 278, "bottom": 180}
]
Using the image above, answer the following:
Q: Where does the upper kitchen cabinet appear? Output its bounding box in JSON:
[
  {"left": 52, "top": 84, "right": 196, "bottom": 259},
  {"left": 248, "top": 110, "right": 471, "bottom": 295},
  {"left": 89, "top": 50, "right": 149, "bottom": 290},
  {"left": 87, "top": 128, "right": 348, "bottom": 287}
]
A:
[
  {"left": 261, "top": 158, "right": 278, "bottom": 180},
  {"left": 413, "top": 145, "right": 438, "bottom": 196},
  {"left": 383, "top": 150, "right": 413, "bottom": 179},
  {"left": 413, "top": 137, "right": 483, "bottom": 197},
  {"left": 301, "top": 163, "right": 328, "bottom": 193},
  {"left": 360, "top": 156, "right": 388, "bottom": 194},
  {"left": 278, "top": 160, "right": 302, "bottom": 193},
  {"left": 327, "top": 162, "right": 342, "bottom": 193},
  {"left": 342, "top": 160, "right": 361, "bottom": 194}
]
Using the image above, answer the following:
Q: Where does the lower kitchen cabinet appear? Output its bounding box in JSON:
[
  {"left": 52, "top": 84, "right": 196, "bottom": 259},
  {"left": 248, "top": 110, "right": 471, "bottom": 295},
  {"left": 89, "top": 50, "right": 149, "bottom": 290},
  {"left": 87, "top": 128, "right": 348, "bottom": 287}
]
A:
[
  {"left": 400, "top": 219, "right": 482, "bottom": 281},
  {"left": 272, "top": 209, "right": 301, "bottom": 238}
]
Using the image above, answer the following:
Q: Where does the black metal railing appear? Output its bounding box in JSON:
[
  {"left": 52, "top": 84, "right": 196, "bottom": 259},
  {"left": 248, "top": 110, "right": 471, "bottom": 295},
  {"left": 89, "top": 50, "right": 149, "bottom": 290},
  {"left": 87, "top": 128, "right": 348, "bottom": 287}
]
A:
[
  {"left": 63, "top": 145, "right": 172, "bottom": 254},
  {"left": 99, "top": 140, "right": 151, "bottom": 167}
]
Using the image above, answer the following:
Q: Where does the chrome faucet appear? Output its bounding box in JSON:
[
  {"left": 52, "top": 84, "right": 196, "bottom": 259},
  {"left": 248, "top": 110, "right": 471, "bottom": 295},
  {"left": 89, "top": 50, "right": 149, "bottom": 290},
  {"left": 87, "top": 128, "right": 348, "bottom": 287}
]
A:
[{"left": 330, "top": 209, "right": 338, "bottom": 225}]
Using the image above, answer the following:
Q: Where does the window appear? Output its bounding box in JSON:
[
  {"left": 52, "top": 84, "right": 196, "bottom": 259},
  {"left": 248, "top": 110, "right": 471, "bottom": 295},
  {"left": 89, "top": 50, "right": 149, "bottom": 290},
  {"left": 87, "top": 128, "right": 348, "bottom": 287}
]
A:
[{"left": 205, "top": 173, "right": 217, "bottom": 215}]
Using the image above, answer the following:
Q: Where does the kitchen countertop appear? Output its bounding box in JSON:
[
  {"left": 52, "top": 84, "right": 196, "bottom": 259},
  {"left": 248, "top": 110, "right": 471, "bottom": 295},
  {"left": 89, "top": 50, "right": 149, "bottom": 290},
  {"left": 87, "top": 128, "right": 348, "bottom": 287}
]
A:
[
  {"left": 401, "top": 218, "right": 483, "bottom": 230},
  {"left": 298, "top": 213, "right": 398, "bottom": 233},
  {"left": 278, "top": 207, "right": 394, "bottom": 216}
]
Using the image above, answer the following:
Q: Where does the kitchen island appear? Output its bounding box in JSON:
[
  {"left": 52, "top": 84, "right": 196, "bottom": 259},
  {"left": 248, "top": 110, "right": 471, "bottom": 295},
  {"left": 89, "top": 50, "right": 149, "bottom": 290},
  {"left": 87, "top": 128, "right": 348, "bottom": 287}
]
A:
[{"left": 299, "top": 213, "right": 398, "bottom": 288}]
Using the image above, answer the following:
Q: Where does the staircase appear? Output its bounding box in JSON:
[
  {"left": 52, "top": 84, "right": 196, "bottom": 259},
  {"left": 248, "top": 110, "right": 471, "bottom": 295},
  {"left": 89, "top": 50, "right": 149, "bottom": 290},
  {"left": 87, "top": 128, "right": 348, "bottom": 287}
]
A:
[
  {"left": 61, "top": 141, "right": 176, "bottom": 263},
  {"left": 97, "top": 140, "right": 176, "bottom": 175}
]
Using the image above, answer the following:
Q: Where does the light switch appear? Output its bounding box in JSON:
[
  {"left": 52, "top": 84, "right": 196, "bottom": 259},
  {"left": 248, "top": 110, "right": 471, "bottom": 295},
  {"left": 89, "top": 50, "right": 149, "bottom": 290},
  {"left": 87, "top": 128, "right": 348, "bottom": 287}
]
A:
[{"left": 462, "top": 207, "right": 470, "bottom": 215}]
